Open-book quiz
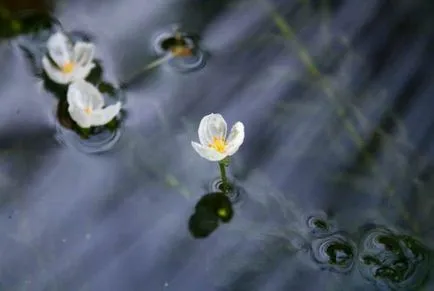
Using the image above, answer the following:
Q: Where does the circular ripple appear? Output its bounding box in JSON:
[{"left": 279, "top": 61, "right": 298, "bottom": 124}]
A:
[
  {"left": 306, "top": 212, "right": 338, "bottom": 238},
  {"left": 208, "top": 177, "right": 244, "bottom": 205},
  {"left": 152, "top": 30, "right": 206, "bottom": 73},
  {"left": 53, "top": 86, "right": 124, "bottom": 154},
  {"left": 311, "top": 232, "right": 356, "bottom": 273},
  {"left": 357, "top": 226, "right": 430, "bottom": 290},
  {"left": 55, "top": 122, "right": 121, "bottom": 154}
]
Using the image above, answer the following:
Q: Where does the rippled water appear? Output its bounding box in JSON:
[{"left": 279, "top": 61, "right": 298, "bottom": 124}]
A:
[{"left": 1, "top": 0, "right": 434, "bottom": 290}]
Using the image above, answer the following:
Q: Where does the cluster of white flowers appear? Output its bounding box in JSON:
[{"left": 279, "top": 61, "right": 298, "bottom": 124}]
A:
[
  {"left": 43, "top": 32, "right": 121, "bottom": 129},
  {"left": 44, "top": 32, "right": 244, "bottom": 160}
]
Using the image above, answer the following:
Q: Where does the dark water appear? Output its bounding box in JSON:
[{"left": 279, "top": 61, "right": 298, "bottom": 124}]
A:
[{"left": 1, "top": 0, "right": 434, "bottom": 290}]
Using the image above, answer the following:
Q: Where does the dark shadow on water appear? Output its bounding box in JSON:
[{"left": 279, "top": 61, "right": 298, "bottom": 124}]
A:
[
  {"left": 0, "top": 127, "right": 58, "bottom": 209},
  {"left": 0, "top": 5, "right": 56, "bottom": 40},
  {"left": 188, "top": 192, "right": 234, "bottom": 239}
]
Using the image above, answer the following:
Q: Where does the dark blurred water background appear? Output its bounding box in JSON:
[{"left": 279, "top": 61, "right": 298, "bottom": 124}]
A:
[{"left": 1, "top": 0, "right": 434, "bottom": 290}]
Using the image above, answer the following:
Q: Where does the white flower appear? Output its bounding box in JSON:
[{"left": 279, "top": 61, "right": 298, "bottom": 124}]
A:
[
  {"left": 67, "top": 80, "right": 121, "bottom": 128},
  {"left": 191, "top": 113, "right": 245, "bottom": 162},
  {"left": 42, "top": 32, "right": 96, "bottom": 84}
]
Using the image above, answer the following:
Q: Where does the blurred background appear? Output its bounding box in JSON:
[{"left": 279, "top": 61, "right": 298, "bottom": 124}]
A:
[{"left": 0, "top": 0, "right": 433, "bottom": 290}]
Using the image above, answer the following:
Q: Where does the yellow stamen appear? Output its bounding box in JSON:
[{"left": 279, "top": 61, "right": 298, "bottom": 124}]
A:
[
  {"left": 84, "top": 107, "right": 92, "bottom": 115},
  {"left": 171, "top": 45, "right": 192, "bottom": 57},
  {"left": 62, "top": 62, "right": 75, "bottom": 74},
  {"left": 208, "top": 136, "right": 227, "bottom": 153}
]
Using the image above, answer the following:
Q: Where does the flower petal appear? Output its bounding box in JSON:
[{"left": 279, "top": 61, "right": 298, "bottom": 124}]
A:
[
  {"left": 198, "top": 113, "right": 227, "bottom": 146},
  {"left": 225, "top": 122, "right": 245, "bottom": 156},
  {"left": 89, "top": 102, "right": 122, "bottom": 127},
  {"left": 72, "top": 62, "right": 95, "bottom": 82},
  {"left": 198, "top": 114, "right": 211, "bottom": 145},
  {"left": 73, "top": 42, "right": 95, "bottom": 67},
  {"left": 42, "top": 56, "right": 72, "bottom": 84},
  {"left": 68, "top": 104, "right": 93, "bottom": 128},
  {"left": 47, "top": 32, "right": 73, "bottom": 67},
  {"left": 67, "top": 80, "right": 104, "bottom": 110},
  {"left": 191, "top": 141, "right": 227, "bottom": 162}
]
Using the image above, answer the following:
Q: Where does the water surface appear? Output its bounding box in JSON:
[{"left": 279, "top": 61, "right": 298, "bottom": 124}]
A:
[{"left": 0, "top": 0, "right": 433, "bottom": 290}]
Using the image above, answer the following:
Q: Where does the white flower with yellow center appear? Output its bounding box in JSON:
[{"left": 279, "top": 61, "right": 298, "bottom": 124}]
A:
[
  {"left": 42, "top": 32, "right": 96, "bottom": 84},
  {"left": 67, "top": 80, "right": 121, "bottom": 129},
  {"left": 191, "top": 113, "right": 245, "bottom": 161}
]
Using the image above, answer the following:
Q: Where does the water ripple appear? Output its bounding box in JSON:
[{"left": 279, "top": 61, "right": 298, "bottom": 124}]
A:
[
  {"left": 357, "top": 226, "right": 430, "bottom": 290},
  {"left": 310, "top": 231, "right": 356, "bottom": 273}
]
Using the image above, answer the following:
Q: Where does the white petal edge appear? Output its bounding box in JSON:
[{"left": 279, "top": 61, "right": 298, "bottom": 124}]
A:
[
  {"left": 71, "top": 62, "right": 96, "bottom": 82},
  {"left": 42, "top": 56, "right": 72, "bottom": 84},
  {"left": 206, "top": 113, "right": 227, "bottom": 141},
  {"left": 67, "top": 80, "right": 104, "bottom": 110},
  {"left": 47, "top": 31, "right": 73, "bottom": 67},
  {"left": 198, "top": 114, "right": 212, "bottom": 146},
  {"left": 198, "top": 113, "right": 227, "bottom": 146},
  {"left": 191, "top": 141, "right": 227, "bottom": 162},
  {"left": 73, "top": 42, "right": 95, "bottom": 67},
  {"left": 88, "top": 102, "right": 122, "bottom": 127},
  {"left": 68, "top": 104, "right": 93, "bottom": 128},
  {"left": 225, "top": 122, "right": 245, "bottom": 156}
]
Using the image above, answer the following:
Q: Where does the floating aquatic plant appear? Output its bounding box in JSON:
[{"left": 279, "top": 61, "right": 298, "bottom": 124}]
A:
[
  {"left": 42, "top": 31, "right": 95, "bottom": 84},
  {"left": 66, "top": 79, "right": 121, "bottom": 129},
  {"left": 191, "top": 113, "right": 245, "bottom": 195},
  {"left": 153, "top": 28, "right": 206, "bottom": 73},
  {"left": 357, "top": 226, "right": 430, "bottom": 290},
  {"left": 55, "top": 79, "right": 123, "bottom": 153}
]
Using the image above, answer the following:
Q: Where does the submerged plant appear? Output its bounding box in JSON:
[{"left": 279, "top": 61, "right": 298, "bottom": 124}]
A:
[
  {"left": 42, "top": 31, "right": 95, "bottom": 84},
  {"left": 66, "top": 79, "right": 121, "bottom": 129},
  {"left": 191, "top": 113, "right": 245, "bottom": 193}
]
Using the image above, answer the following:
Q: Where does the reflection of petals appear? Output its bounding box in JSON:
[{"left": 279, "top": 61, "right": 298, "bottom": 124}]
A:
[
  {"left": 42, "top": 56, "right": 71, "bottom": 84},
  {"left": 191, "top": 141, "right": 226, "bottom": 162}
]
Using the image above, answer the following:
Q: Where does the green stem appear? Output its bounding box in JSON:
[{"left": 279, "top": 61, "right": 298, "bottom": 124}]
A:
[{"left": 218, "top": 159, "right": 229, "bottom": 193}]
